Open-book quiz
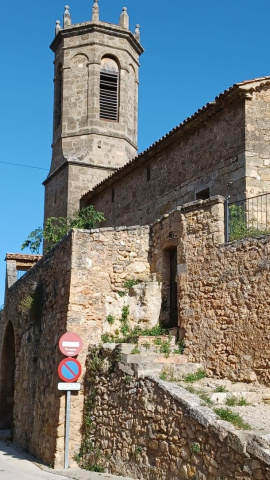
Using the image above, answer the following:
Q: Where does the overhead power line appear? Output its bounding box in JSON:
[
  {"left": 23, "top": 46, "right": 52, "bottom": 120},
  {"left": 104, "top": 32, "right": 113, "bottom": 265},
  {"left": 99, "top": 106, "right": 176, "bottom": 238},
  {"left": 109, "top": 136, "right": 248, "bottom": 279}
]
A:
[{"left": 0, "top": 161, "right": 48, "bottom": 171}]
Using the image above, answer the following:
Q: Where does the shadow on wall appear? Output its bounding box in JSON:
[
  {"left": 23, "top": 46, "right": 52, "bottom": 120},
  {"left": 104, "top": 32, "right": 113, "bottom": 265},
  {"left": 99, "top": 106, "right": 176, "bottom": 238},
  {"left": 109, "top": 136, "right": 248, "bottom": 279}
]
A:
[{"left": 0, "top": 321, "right": 15, "bottom": 429}]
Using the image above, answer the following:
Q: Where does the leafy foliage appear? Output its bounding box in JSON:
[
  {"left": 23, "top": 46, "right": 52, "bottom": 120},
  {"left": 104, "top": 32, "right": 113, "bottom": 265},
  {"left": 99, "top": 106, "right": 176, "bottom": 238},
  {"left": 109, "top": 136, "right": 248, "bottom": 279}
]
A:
[
  {"left": 229, "top": 204, "right": 267, "bottom": 241},
  {"left": 21, "top": 206, "right": 105, "bottom": 254},
  {"left": 123, "top": 278, "right": 139, "bottom": 289}
]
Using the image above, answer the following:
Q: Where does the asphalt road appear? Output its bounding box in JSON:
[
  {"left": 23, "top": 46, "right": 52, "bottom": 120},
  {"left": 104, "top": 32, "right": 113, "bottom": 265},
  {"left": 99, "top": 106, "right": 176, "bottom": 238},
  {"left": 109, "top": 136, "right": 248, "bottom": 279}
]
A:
[
  {"left": 0, "top": 441, "right": 69, "bottom": 480},
  {"left": 0, "top": 440, "right": 138, "bottom": 480}
]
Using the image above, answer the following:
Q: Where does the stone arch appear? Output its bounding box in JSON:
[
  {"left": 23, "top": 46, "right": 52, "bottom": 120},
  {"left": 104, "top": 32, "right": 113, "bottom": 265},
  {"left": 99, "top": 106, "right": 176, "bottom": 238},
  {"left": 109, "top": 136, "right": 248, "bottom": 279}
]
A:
[
  {"left": 70, "top": 53, "right": 89, "bottom": 69},
  {"left": 100, "top": 56, "right": 120, "bottom": 121},
  {"left": 0, "top": 321, "right": 16, "bottom": 429},
  {"left": 100, "top": 53, "right": 121, "bottom": 70}
]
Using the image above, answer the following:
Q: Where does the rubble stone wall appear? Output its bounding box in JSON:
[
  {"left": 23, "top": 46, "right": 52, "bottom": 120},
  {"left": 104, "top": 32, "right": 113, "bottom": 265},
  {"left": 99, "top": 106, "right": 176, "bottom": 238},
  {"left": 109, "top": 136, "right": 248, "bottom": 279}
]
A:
[
  {"left": 0, "top": 225, "right": 153, "bottom": 467},
  {"left": 82, "top": 348, "right": 270, "bottom": 480},
  {"left": 0, "top": 235, "right": 72, "bottom": 465},
  {"left": 151, "top": 196, "right": 270, "bottom": 385}
]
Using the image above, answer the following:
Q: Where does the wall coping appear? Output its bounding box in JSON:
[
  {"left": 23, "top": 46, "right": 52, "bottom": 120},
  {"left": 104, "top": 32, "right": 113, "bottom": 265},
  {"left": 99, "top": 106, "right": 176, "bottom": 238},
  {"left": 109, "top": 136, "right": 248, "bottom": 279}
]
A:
[
  {"left": 151, "top": 195, "right": 225, "bottom": 227},
  {"left": 146, "top": 375, "right": 270, "bottom": 465}
]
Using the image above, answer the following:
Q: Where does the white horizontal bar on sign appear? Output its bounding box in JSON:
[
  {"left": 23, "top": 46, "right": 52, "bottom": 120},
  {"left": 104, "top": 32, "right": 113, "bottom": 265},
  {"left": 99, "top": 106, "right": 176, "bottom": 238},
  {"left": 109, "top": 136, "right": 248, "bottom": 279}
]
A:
[
  {"left": 58, "top": 383, "right": 81, "bottom": 391},
  {"left": 62, "top": 341, "right": 80, "bottom": 347}
]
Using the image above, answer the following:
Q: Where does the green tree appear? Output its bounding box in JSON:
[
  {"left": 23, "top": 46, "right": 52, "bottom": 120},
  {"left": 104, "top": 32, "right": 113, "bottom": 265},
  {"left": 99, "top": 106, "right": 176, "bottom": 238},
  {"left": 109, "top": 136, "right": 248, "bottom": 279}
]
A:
[{"left": 21, "top": 206, "right": 105, "bottom": 254}]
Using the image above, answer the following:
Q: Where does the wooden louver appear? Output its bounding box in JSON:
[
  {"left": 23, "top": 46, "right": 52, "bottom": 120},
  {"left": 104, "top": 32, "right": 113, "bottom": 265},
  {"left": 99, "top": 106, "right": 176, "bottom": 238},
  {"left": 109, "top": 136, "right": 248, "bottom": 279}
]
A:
[{"left": 100, "top": 69, "right": 119, "bottom": 121}]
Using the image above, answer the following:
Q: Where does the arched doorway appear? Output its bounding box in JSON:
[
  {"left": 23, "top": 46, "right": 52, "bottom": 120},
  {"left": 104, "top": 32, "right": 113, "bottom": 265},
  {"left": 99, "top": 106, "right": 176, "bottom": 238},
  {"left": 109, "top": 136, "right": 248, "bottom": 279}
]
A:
[{"left": 0, "top": 322, "right": 15, "bottom": 429}]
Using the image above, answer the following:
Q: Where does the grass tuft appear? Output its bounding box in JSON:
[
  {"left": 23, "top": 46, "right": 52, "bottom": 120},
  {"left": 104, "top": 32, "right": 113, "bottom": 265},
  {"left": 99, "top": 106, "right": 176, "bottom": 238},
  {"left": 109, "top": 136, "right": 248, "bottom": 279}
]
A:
[
  {"left": 184, "top": 369, "right": 206, "bottom": 383},
  {"left": 214, "top": 408, "right": 251, "bottom": 430}
]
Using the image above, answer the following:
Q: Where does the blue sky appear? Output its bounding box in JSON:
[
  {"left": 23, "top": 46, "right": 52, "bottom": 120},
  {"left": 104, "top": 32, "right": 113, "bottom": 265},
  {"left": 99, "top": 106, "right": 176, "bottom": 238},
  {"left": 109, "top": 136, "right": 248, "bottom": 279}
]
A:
[{"left": 1, "top": 0, "right": 270, "bottom": 304}]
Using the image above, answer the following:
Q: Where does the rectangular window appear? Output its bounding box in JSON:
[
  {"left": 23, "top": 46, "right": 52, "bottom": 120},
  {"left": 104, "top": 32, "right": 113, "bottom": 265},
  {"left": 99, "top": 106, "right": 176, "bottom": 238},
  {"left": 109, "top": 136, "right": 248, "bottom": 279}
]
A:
[{"left": 196, "top": 187, "right": 210, "bottom": 200}]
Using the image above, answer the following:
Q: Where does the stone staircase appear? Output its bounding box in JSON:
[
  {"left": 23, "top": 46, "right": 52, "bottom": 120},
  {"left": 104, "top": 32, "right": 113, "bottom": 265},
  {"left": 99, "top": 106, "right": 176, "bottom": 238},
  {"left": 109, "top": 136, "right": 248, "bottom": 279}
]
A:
[{"left": 114, "top": 335, "right": 203, "bottom": 379}]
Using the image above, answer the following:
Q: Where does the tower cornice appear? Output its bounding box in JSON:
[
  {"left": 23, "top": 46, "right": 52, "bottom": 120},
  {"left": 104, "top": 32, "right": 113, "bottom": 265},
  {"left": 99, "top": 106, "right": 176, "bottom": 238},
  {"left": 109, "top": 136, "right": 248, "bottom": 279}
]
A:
[{"left": 50, "top": 21, "right": 144, "bottom": 56}]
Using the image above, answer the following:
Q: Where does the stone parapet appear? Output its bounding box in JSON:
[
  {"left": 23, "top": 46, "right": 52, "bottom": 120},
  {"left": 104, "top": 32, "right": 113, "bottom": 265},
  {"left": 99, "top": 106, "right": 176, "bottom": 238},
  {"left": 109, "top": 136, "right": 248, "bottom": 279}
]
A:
[{"left": 80, "top": 345, "right": 270, "bottom": 479}]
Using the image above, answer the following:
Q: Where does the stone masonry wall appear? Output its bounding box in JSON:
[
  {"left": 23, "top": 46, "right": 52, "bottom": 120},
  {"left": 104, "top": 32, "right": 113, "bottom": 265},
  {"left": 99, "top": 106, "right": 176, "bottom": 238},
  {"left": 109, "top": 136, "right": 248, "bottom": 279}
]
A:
[
  {"left": 245, "top": 87, "right": 270, "bottom": 197},
  {"left": 0, "top": 225, "right": 153, "bottom": 467},
  {"left": 0, "top": 235, "right": 72, "bottom": 465},
  {"left": 88, "top": 100, "right": 246, "bottom": 227},
  {"left": 81, "top": 346, "right": 270, "bottom": 479},
  {"left": 150, "top": 197, "right": 225, "bottom": 329},
  {"left": 67, "top": 227, "right": 154, "bottom": 347},
  {"left": 180, "top": 232, "right": 270, "bottom": 386},
  {"left": 151, "top": 196, "right": 270, "bottom": 385},
  {"left": 45, "top": 18, "right": 142, "bottom": 220}
]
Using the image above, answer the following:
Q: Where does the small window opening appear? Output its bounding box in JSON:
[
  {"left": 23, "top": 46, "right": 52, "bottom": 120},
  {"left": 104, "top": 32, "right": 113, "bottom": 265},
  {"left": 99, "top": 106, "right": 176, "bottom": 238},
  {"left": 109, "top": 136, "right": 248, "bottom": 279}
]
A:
[
  {"left": 17, "top": 270, "right": 28, "bottom": 280},
  {"left": 54, "top": 64, "right": 62, "bottom": 128},
  {"left": 196, "top": 187, "right": 210, "bottom": 200},
  {"left": 100, "top": 57, "right": 119, "bottom": 121},
  {"left": 112, "top": 188, "right": 115, "bottom": 203},
  {"left": 147, "top": 165, "right": 151, "bottom": 182}
]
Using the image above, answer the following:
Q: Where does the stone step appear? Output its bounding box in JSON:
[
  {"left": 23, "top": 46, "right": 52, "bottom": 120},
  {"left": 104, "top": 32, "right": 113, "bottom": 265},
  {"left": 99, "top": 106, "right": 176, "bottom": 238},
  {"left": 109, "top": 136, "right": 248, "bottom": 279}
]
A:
[
  {"left": 136, "top": 362, "right": 203, "bottom": 380},
  {"left": 118, "top": 336, "right": 176, "bottom": 355},
  {"left": 120, "top": 352, "right": 189, "bottom": 366}
]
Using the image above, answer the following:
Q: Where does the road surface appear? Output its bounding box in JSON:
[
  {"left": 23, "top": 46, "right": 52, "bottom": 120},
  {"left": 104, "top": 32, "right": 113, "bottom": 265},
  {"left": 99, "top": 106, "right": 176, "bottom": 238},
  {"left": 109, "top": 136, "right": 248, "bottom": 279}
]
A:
[{"left": 0, "top": 440, "right": 138, "bottom": 480}]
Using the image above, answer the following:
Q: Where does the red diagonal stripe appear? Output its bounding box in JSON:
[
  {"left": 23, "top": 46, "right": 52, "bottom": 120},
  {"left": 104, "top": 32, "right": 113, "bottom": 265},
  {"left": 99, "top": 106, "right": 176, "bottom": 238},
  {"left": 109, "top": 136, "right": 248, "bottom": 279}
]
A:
[{"left": 63, "top": 362, "right": 76, "bottom": 378}]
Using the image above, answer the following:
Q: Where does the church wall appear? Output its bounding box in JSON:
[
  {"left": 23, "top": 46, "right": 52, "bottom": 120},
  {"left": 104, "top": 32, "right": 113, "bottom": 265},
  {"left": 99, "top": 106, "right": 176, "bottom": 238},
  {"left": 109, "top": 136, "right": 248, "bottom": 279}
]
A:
[
  {"left": 89, "top": 100, "right": 246, "bottom": 226},
  {"left": 245, "top": 87, "right": 270, "bottom": 197},
  {"left": 44, "top": 166, "right": 69, "bottom": 219},
  {"left": 66, "top": 163, "right": 117, "bottom": 218}
]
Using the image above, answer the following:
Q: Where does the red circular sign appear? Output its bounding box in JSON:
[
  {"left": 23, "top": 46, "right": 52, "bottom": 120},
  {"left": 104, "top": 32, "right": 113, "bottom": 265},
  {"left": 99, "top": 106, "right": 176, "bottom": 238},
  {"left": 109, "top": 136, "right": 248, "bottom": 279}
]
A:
[
  {"left": 58, "top": 358, "right": 82, "bottom": 382},
  {"left": 59, "top": 332, "right": 83, "bottom": 357}
]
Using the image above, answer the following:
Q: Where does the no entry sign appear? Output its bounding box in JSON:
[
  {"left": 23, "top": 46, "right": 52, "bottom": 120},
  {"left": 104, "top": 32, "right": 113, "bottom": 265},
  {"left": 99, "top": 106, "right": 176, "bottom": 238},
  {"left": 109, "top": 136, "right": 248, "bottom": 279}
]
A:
[
  {"left": 59, "top": 332, "right": 83, "bottom": 357},
  {"left": 58, "top": 358, "right": 82, "bottom": 382}
]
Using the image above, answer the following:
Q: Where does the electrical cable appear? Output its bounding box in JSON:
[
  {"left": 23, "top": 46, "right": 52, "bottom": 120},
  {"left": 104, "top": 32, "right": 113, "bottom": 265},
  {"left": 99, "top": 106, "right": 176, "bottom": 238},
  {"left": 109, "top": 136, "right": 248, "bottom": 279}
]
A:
[{"left": 0, "top": 161, "right": 48, "bottom": 171}]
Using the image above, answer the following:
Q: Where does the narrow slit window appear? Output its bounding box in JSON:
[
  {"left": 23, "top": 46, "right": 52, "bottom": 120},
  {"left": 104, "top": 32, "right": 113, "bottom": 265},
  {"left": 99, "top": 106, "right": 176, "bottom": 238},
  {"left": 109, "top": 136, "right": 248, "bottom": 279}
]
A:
[
  {"left": 54, "top": 64, "right": 62, "bottom": 128},
  {"left": 100, "top": 57, "right": 119, "bottom": 121},
  {"left": 147, "top": 165, "right": 151, "bottom": 182}
]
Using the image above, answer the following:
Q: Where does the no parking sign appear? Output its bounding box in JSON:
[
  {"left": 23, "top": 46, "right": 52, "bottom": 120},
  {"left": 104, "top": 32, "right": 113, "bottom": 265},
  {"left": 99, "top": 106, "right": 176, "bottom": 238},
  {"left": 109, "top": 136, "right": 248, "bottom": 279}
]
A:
[
  {"left": 57, "top": 332, "right": 83, "bottom": 470},
  {"left": 58, "top": 357, "right": 82, "bottom": 382}
]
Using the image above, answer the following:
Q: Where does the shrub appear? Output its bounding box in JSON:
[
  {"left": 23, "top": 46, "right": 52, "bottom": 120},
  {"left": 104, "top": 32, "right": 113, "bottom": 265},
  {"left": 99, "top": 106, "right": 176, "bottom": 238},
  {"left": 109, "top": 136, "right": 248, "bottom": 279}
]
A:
[{"left": 21, "top": 205, "right": 105, "bottom": 253}]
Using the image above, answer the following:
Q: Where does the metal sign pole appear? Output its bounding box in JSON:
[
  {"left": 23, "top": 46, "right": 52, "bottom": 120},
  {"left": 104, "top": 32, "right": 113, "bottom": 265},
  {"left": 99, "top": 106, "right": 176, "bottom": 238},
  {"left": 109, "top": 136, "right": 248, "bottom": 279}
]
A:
[{"left": 64, "top": 390, "right": 71, "bottom": 469}]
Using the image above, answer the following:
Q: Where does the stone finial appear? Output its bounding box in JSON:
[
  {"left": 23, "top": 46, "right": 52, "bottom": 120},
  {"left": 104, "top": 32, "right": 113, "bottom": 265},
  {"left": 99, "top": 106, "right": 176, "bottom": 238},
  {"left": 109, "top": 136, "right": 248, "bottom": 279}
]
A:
[
  {"left": 63, "top": 5, "right": 72, "bottom": 28},
  {"left": 55, "top": 20, "right": 62, "bottom": 36},
  {"left": 120, "top": 7, "right": 129, "bottom": 30},
  {"left": 134, "top": 24, "right": 140, "bottom": 42},
  {"left": 92, "top": 0, "right": 99, "bottom": 22}
]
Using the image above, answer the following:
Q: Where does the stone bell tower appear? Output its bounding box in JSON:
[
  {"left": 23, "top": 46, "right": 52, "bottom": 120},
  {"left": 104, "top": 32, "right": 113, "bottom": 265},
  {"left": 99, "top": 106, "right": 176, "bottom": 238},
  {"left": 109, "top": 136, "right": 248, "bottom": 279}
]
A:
[{"left": 43, "top": 1, "right": 143, "bottom": 221}]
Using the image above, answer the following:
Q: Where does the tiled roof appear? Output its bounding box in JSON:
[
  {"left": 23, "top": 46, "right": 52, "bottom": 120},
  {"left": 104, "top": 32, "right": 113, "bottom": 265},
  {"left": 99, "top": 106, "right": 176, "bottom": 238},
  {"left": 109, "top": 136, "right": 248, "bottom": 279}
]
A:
[
  {"left": 81, "top": 76, "right": 270, "bottom": 202},
  {"left": 5, "top": 253, "right": 42, "bottom": 261}
]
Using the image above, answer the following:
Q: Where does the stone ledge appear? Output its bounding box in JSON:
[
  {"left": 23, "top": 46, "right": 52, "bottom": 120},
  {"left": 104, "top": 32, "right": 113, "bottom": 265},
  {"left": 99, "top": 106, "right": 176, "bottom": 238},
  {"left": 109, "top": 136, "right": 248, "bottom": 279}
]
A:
[{"left": 147, "top": 375, "right": 266, "bottom": 458}]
